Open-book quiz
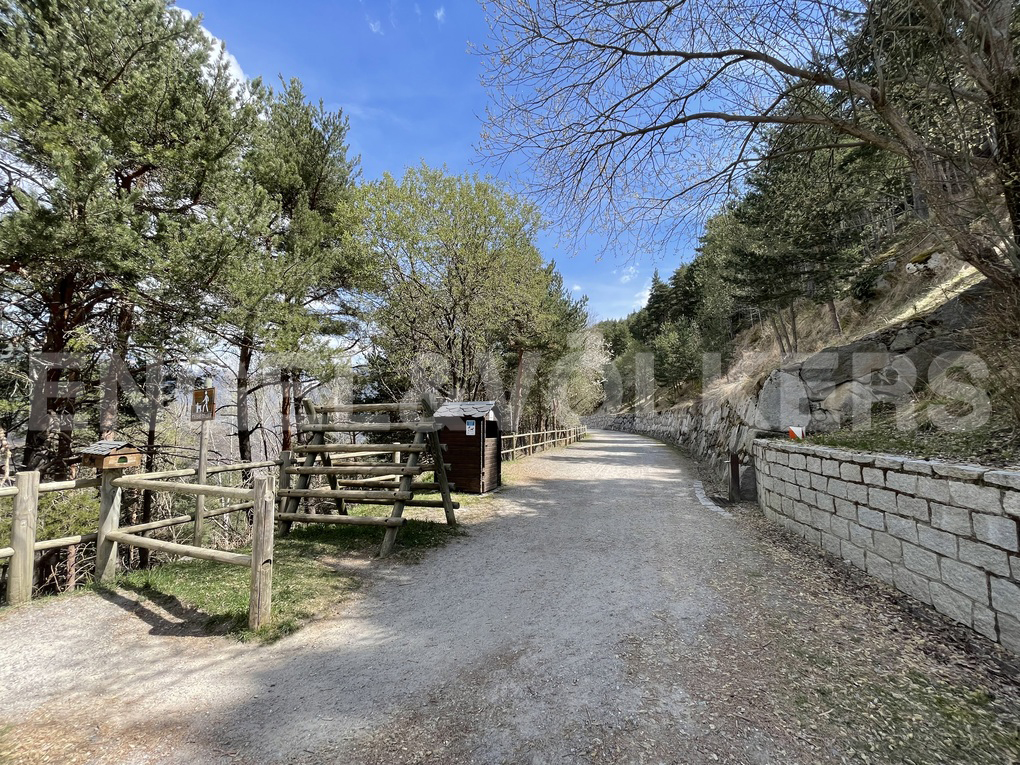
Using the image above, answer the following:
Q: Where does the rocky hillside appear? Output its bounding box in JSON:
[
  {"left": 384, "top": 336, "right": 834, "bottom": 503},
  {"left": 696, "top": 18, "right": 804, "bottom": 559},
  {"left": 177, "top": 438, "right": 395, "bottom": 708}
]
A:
[{"left": 585, "top": 279, "right": 991, "bottom": 488}]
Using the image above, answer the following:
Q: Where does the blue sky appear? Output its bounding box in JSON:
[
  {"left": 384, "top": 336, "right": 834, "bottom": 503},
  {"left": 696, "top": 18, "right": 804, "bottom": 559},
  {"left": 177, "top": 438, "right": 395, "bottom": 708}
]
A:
[{"left": 189, "top": 0, "right": 683, "bottom": 320}]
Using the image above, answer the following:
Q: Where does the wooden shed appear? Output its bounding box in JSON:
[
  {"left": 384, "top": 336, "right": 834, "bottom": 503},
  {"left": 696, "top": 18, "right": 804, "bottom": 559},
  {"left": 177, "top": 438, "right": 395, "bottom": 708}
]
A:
[{"left": 435, "top": 401, "right": 502, "bottom": 494}]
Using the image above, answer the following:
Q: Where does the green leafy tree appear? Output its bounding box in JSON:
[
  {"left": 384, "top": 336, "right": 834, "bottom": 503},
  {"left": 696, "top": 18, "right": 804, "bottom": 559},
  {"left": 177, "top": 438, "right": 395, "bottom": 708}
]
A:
[
  {"left": 726, "top": 117, "right": 914, "bottom": 349},
  {"left": 632, "top": 271, "right": 670, "bottom": 344},
  {"left": 362, "top": 164, "right": 548, "bottom": 401},
  {"left": 652, "top": 319, "right": 703, "bottom": 390},
  {"left": 597, "top": 318, "right": 633, "bottom": 360},
  {"left": 361, "top": 164, "right": 589, "bottom": 430},
  {"left": 515, "top": 268, "right": 590, "bottom": 430}
]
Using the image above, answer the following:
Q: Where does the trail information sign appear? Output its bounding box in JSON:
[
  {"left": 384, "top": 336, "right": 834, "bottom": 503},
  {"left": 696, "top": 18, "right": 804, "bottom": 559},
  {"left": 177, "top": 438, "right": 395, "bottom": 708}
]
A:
[{"left": 191, "top": 387, "right": 216, "bottom": 421}]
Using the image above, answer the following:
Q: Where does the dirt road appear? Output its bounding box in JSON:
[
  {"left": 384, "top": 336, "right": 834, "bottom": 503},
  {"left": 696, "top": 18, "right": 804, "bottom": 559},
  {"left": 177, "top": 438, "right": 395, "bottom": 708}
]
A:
[{"left": 1, "top": 430, "right": 1017, "bottom": 764}]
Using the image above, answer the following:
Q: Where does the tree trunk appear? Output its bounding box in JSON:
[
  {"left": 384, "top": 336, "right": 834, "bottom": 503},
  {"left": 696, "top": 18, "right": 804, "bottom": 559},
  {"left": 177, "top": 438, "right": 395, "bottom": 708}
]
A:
[
  {"left": 991, "top": 75, "right": 1020, "bottom": 268},
  {"left": 65, "top": 544, "right": 77, "bottom": 591},
  {"left": 827, "top": 299, "right": 843, "bottom": 335},
  {"left": 511, "top": 348, "right": 526, "bottom": 432},
  {"left": 140, "top": 404, "right": 158, "bottom": 569},
  {"left": 770, "top": 314, "right": 789, "bottom": 356},
  {"left": 99, "top": 303, "right": 134, "bottom": 440},
  {"left": 0, "top": 432, "right": 9, "bottom": 484},
  {"left": 139, "top": 357, "right": 163, "bottom": 569},
  {"left": 291, "top": 373, "right": 304, "bottom": 436},
  {"left": 788, "top": 303, "right": 799, "bottom": 354},
  {"left": 280, "top": 368, "right": 292, "bottom": 452},
  {"left": 236, "top": 333, "right": 254, "bottom": 464},
  {"left": 23, "top": 275, "right": 81, "bottom": 479},
  {"left": 981, "top": 0, "right": 1020, "bottom": 268}
]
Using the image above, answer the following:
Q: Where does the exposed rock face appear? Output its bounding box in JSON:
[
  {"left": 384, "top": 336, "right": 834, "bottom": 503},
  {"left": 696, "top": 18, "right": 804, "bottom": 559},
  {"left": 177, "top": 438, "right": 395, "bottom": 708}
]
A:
[
  {"left": 754, "top": 370, "right": 812, "bottom": 430},
  {"left": 584, "top": 284, "right": 986, "bottom": 470}
]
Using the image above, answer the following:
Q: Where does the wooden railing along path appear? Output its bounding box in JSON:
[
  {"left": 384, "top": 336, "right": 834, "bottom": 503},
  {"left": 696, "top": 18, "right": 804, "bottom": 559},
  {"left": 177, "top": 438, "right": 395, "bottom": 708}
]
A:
[
  {"left": 501, "top": 426, "right": 587, "bottom": 460},
  {"left": 0, "top": 461, "right": 278, "bottom": 628},
  {"left": 1, "top": 421, "right": 587, "bottom": 622}
]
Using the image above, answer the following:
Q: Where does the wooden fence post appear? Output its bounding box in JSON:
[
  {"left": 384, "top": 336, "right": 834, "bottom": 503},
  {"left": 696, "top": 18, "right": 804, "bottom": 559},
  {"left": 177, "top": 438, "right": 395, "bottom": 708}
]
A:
[
  {"left": 277, "top": 450, "right": 292, "bottom": 529},
  {"left": 96, "top": 468, "right": 124, "bottom": 583},
  {"left": 427, "top": 430, "right": 457, "bottom": 526},
  {"left": 193, "top": 418, "right": 209, "bottom": 546},
  {"left": 728, "top": 454, "right": 742, "bottom": 502},
  {"left": 7, "top": 471, "right": 40, "bottom": 605},
  {"left": 248, "top": 474, "right": 275, "bottom": 631}
]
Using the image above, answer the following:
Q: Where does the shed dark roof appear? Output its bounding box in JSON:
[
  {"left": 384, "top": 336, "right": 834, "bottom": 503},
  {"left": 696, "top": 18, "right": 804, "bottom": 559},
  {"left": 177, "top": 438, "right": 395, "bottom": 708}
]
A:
[
  {"left": 78, "top": 440, "right": 135, "bottom": 456},
  {"left": 433, "top": 401, "right": 498, "bottom": 419}
]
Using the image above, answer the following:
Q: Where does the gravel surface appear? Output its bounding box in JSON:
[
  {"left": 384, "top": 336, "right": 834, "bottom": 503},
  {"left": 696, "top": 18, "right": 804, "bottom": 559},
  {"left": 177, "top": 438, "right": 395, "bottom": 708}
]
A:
[{"left": 0, "top": 429, "right": 1017, "bottom": 765}]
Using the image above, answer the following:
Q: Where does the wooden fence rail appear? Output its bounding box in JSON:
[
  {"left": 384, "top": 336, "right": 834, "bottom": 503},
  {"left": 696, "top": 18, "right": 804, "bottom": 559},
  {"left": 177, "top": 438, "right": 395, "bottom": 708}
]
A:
[
  {"left": 500, "top": 426, "right": 587, "bottom": 460},
  {"left": 1, "top": 460, "right": 279, "bottom": 628}
]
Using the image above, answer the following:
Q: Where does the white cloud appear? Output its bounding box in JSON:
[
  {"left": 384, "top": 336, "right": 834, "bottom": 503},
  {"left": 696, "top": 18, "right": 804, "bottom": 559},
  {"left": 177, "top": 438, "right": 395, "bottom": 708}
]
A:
[
  {"left": 177, "top": 8, "right": 246, "bottom": 85},
  {"left": 572, "top": 284, "right": 582, "bottom": 292},
  {"left": 342, "top": 101, "right": 413, "bottom": 130},
  {"left": 367, "top": 16, "right": 383, "bottom": 35},
  {"left": 434, "top": 5, "right": 446, "bottom": 23},
  {"left": 217, "top": 46, "right": 245, "bottom": 86},
  {"left": 619, "top": 265, "right": 638, "bottom": 284},
  {"left": 633, "top": 286, "right": 651, "bottom": 309}
]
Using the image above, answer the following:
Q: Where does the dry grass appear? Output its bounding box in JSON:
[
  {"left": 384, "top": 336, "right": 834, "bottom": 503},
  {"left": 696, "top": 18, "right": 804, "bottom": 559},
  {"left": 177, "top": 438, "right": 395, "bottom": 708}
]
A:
[
  {"left": 969, "top": 285, "right": 1020, "bottom": 425},
  {"left": 706, "top": 254, "right": 981, "bottom": 403},
  {"left": 643, "top": 241, "right": 980, "bottom": 414},
  {"left": 705, "top": 509, "right": 1020, "bottom": 765}
]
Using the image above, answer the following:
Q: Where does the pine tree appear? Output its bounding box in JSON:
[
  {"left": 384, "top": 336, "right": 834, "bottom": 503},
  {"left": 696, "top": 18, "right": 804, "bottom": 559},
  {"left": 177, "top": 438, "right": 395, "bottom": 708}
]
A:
[{"left": 0, "top": 0, "right": 258, "bottom": 476}]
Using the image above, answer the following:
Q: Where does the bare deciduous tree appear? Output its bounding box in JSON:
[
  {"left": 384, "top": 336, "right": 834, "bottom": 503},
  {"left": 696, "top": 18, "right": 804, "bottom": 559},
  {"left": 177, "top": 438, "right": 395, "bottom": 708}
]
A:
[{"left": 480, "top": 0, "right": 1020, "bottom": 287}]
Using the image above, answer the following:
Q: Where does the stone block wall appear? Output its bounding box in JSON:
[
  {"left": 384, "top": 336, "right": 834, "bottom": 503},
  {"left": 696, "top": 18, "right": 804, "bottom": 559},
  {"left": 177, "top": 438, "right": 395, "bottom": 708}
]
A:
[
  {"left": 583, "top": 401, "right": 766, "bottom": 467},
  {"left": 754, "top": 438, "right": 1020, "bottom": 652}
]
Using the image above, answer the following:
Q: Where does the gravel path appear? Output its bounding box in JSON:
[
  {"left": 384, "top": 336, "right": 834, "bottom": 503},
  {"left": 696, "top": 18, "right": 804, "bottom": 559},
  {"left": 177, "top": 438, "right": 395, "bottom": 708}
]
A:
[{"left": 1, "top": 429, "right": 1018, "bottom": 765}]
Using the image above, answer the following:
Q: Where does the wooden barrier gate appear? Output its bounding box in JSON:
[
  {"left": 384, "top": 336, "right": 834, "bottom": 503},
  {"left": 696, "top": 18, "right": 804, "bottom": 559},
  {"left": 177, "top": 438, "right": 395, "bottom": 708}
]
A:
[{"left": 278, "top": 401, "right": 458, "bottom": 557}]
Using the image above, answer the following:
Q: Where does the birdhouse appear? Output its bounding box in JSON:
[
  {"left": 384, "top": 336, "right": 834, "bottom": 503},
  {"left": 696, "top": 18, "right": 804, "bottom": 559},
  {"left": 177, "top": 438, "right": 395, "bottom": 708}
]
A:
[
  {"left": 435, "top": 401, "right": 502, "bottom": 494},
  {"left": 78, "top": 440, "right": 142, "bottom": 471}
]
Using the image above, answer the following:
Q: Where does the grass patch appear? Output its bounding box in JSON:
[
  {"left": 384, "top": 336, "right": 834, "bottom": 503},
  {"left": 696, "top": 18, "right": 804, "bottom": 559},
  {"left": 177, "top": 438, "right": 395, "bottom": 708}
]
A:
[
  {"left": 835, "top": 673, "right": 1020, "bottom": 764},
  {"left": 0, "top": 489, "right": 99, "bottom": 550},
  {"left": 118, "top": 517, "right": 463, "bottom": 642},
  {"left": 0, "top": 725, "right": 14, "bottom": 765}
]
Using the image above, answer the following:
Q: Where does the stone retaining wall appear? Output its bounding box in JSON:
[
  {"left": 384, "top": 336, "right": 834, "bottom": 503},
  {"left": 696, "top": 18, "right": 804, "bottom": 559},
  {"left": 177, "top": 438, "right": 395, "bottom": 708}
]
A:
[
  {"left": 582, "top": 285, "right": 986, "bottom": 467},
  {"left": 583, "top": 407, "right": 765, "bottom": 498},
  {"left": 754, "top": 438, "right": 1020, "bottom": 652},
  {"left": 583, "top": 403, "right": 761, "bottom": 466}
]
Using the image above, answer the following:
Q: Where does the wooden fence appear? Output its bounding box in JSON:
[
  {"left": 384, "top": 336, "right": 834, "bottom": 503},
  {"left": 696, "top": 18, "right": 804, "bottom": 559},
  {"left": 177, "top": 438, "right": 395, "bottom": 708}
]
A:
[
  {"left": 500, "top": 426, "right": 587, "bottom": 460},
  {"left": 0, "top": 460, "right": 278, "bottom": 629},
  {"left": 0, "top": 422, "right": 587, "bottom": 622}
]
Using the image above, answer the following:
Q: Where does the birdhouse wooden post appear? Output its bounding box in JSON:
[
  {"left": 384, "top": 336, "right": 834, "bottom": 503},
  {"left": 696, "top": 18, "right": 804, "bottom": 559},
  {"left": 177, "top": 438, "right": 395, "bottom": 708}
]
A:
[
  {"left": 78, "top": 441, "right": 142, "bottom": 471},
  {"left": 78, "top": 441, "right": 139, "bottom": 583}
]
